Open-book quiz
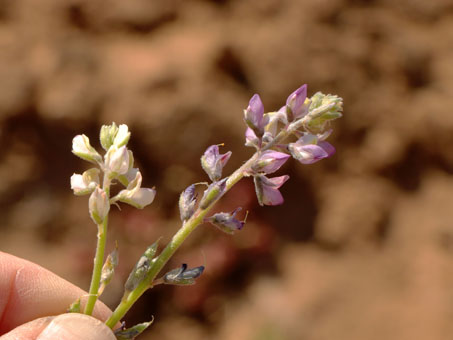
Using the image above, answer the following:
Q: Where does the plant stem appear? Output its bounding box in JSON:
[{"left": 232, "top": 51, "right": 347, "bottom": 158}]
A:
[
  {"left": 105, "top": 103, "right": 335, "bottom": 327},
  {"left": 84, "top": 176, "right": 111, "bottom": 315},
  {"left": 105, "top": 154, "right": 258, "bottom": 328},
  {"left": 84, "top": 217, "right": 108, "bottom": 315}
]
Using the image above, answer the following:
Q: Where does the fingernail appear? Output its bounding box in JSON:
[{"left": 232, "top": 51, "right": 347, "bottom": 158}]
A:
[{"left": 37, "top": 313, "right": 116, "bottom": 340}]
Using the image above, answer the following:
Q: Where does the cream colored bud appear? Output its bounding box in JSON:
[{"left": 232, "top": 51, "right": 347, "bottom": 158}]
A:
[
  {"left": 89, "top": 187, "right": 110, "bottom": 224},
  {"left": 72, "top": 134, "right": 102, "bottom": 164}
]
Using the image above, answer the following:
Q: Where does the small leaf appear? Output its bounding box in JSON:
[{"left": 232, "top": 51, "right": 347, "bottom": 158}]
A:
[
  {"left": 115, "top": 320, "right": 153, "bottom": 340},
  {"left": 67, "top": 298, "right": 81, "bottom": 313}
]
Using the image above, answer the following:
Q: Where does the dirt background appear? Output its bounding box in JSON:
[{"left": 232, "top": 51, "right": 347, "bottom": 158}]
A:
[{"left": 0, "top": 0, "right": 453, "bottom": 339}]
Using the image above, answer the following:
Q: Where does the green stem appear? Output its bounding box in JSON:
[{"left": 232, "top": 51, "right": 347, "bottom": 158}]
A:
[
  {"left": 84, "top": 176, "right": 111, "bottom": 315},
  {"left": 84, "top": 217, "right": 108, "bottom": 315},
  {"left": 105, "top": 154, "right": 258, "bottom": 328}
]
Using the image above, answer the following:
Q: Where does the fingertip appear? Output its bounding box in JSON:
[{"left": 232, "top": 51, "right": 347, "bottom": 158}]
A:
[{"left": 36, "top": 314, "right": 116, "bottom": 340}]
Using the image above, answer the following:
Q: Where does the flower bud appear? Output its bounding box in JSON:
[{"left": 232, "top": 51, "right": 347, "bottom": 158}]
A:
[
  {"left": 206, "top": 207, "right": 245, "bottom": 234},
  {"left": 88, "top": 187, "right": 110, "bottom": 224},
  {"left": 100, "top": 123, "right": 131, "bottom": 151},
  {"left": 179, "top": 184, "right": 197, "bottom": 222},
  {"left": 163, "top": 263, "right": 204, "bottom": 286},
  {"left": 70, "top": 168, "right": 100, "bottom": 196},
  {"left": 124, "top": 241, "right": 159, "bottom": 293},
  {"left": 100, "top": 123, "right": 119, "bottom": 151},
  {"left": 104, "top": 146, "right": 130, "bottom": 176},
  {"left": 114, "top": 171, "right": 156, "bottom": 209},
  {"left": 306, "top": 92, "right": 343, "bottom": 132},
  {"left": 199, "top": 178, "right": 227, "bottom": 209},
  {"left": 254, "top": 174, "right": 289, "bottom": 206},
  {"left": 252, "top": 150, "right": 290, "bottom": 175},
  {"left": 113, "top": 124, "right": 131, "bottom": 148},
  {"left": 244, "top": 94, "right": 269, "bottom": 137},
  {"left": 72, "top": 134, "right": 102, "bottom": 164},
  {"left": 201, "top": 145, "right": 232, "bottom": 182},
  {"left": 283, "top": 84, "right": 309, "bottom": 121}
]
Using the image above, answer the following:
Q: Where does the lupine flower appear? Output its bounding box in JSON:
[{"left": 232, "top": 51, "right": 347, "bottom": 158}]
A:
[
  {"left": 114, "top": 171, "right": 156, "bottom": 209},
  {"left": 206, "top": 207, "right": 246, "bottom": 234},
  {"left": 72, "top": 134, "right": 102, "bottom": 164},
  {"left": 89, "top": 187, "right": 110, "bottom": 224},
  {"left": 199, "top": 178, "right": 227, "bottom": 209},
  {"left": 284, "top": 84, "right": 309, "bottom": 121},
  {"left": 288, "top": 133, "right": 335, "bottom": 164},
  {"left": 254, "top": 174, "right": 289, "bottom": 206},
  {"left": 201, "top": 145, "right": 232, "bottom": 182},
  {"left": 252, "top": 150, "right": 290, "bottom": 175},
  {"left": 104, "top": 146, "right": 130, "bottom": 176},
  {"left": 179, "top": 184, "right": 197, "bottom": 221},
  {"left": 244, "top": 94, "right": 269, "bottom": 137},
  {"left": 163, "top": 263, "right": 204, "bottom": 285},
  {"left": 70, "top": 168, "right": 100, "bottom": 195}
]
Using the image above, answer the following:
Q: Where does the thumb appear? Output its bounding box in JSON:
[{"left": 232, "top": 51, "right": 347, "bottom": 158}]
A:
[{"left": 36, "top": 314, "right": 116, "bottom": 340}]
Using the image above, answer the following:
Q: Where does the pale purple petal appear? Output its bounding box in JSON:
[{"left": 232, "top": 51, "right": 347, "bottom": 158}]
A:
[
  {"left": 286, "top": 85, "right": 308, "bottom": 119},
  {"left": 253, "top": 150, "right": 290, "bottom": 174},
  {"left": 289, "top": 143, "right": 329, "bottom": 164},
  {"left": 245, "top": 127, "right": 260, "bottom": 149},
  {"left": 262, "top": 185, "right": 285, "bottom": 206},
  {"left": 318, "top": 141, "right": 336, "bottom": 157},
  {"left": 245, "top": 94, "right": 264, "bottom": 128},
  {"left": 254, "top": 175, "right": 289, "bottom": 206}
]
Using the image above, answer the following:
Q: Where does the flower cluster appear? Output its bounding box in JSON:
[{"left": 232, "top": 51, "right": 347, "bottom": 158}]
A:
[
  {"left": 71, "top": 123, "right": 156, "bottom": 225},
  {"left": 68, "top": 84, "right": 343, "bottom": 335},
  {"left": 245, "top": 84, "right": 342, "bottom": 206}
]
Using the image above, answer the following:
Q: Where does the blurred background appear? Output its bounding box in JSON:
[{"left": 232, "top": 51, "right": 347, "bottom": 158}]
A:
[{"left": 0, "top": 0, "right": 453, "bottom": 339}]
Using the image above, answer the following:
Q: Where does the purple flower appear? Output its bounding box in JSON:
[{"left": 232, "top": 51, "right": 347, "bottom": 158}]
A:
[
  {"left": 288, "top": 135, "right": 335, "bottom": 164},
  {"left": 252, "top": 150, "right": 290, "bottom": 175},
  {"left": 244, "top": 94, "right": 269, "bottom": 137},
  {"left": 254, "top": 174, "right": 289, "bottom": 206},
  {"left": 206, "top": 207, "right": 245, "bottom": 234},
  {"left": 281, "top": 84, "right": 309, "bottom": 121},
  {"left": 201, "top": 145, "right": 232, "bottom": 182}
]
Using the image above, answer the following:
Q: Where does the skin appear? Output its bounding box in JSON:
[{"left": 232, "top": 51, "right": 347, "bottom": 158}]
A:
[{"left": 0, "top": 252, "right": 116, "bottom": 340}]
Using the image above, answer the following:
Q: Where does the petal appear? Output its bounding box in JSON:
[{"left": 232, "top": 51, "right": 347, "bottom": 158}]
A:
[
  {"left": 318, "top": 141, "right": 336, "bottom": 157},
  {"left": 262, "top": 186, "right": 285, "bottom": 206},
  {"left": 253, "top": 150, "right": 290, "bottom": 174},
  {"left": 289, "top": 144, "right": 329, "bottom": 164}
]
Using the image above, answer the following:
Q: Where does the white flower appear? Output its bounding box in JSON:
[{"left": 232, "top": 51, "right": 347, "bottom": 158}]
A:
[
  {"left": 113, "top": 171, "right": 156, "bottom": 209},
  {"left": 72, "top": 134, "right": 102, "bottom": 164},
  {"left": 70, "top": 168, "right": 100, "bottom": 196},
  {"left": 89, "top": 187, "right": 110, "bottom": 224},
  {"left": 113, "top": 124, "right": 131, "bottom": 148},
  {"left": 104, "top": 146, "right": 130, "bottom": 175}
]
